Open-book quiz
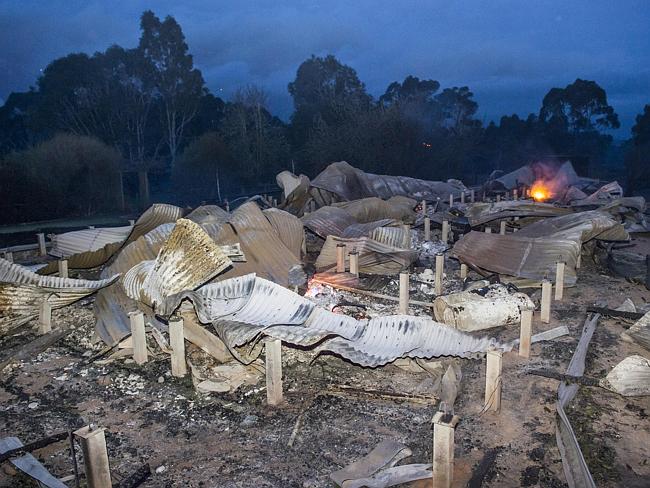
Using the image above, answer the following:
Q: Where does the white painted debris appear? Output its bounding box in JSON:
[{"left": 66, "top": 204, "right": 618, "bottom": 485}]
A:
[{"left": 600, "top": 355, "right": 650, "bottom": 397}]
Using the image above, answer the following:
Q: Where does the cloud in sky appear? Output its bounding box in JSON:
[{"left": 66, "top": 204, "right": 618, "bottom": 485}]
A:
[{"left": 1, "top": 0, "right": 649, "bottom": 135}]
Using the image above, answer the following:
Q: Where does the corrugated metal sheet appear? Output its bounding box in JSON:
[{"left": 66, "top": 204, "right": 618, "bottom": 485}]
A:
[
  {"left": 185, "top": 205, "right": 230, "bottom": 225},
  {"left": 263, "top": 208, "right": 304, "bottom": 259},
  {"left": 453, "top": 232, "right": 580, "bottom": 285},
  {"left": 122, "top": 219, "right": 232, "bottom": 309},
  {"left": 302, "top": 205, "right": 396, "bottom": 239},
  {"left": 453, "top": 211, "right": 628, "bottom": 285},
  {"left": 369, "top": 227, "right": 410, "bottom": 248},
  {"left": 316, "top": 235, "right": 417, "bottom": 275},
  {"left": 310, "top": 161, "right": 466, "bottom": 202},
  {"left": 39, "top": 203, "right": 184, "bottom": 274},
  {"left": 0, "top": 258, "right": 118, "bottom": 336},
  {"left": 331, "top": 196, "right": 416, "bottom": 223},
  {"left": 94, "top": 202, "right": 304, "bottom": 344},
  {"left": 464, "top": 201, "right": 571, "bottom": 226},
  {"left": 600, "top": 355, "right": 650, "bottom": 397},
  {"left": 49, "top": 226, "right": 132, "bottom": 258},
  {"left": 160, "top": 273, "right": 504, "bottom": 367}
]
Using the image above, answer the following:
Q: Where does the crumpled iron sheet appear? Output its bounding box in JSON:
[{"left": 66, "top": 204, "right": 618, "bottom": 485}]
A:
[
  {"left": 160, "top": 273, "right": 505, "bottom": 368},
  {"left": 310, "top": 161, "right": 466, "bottom": 203},
  {"left": 0, "top": 258, "right": 119, "bottom": 336},
  {"left": 302, "top": 205, "right": 396, "bottom": 240},
  {"left": 49, "top": 226, "right": 132, "bottom": 258},
  {"left": 622, "top": 310, "right": 650, "bottom": 351},
  {"left": 555, "top": 314, "right": 599, "bottom": 488},
  {"left": 599, "top": 355, "right": 650, "bottom": 397},
  {"left": 369, "top": 227, "right": 411, "bottom": 249},
  {"left": 464, "top": 201, "right": 571, "bottom": 226},
  {"left": 454, "top": 211, "right": 628, "bottom": 284},
  {"left": 38, "top": 203, "right": 184, "bottom": 274},
  {"left": 277, "top": 171, "right": 312, "bottom": 215},
  {"left": 94, "top": 202, "right": 303, "bottom": 344},
  {"left": 262, "top": 208, "right": 304, "bottom": 259},
  {"left": 123, "top": 219, "right": 232, "bottom": 309},
  {"left": 516, "top": 210, "right": 629, "bottom": 243},
  {"left": 332, "top": 196, "right": 416, "bottom": 223},
  {"left": 453, "top": 232, "right": 580, "bottom": 285},
  {"left": 315, "top": 235, "right": 417, "bottom": 275},
  {"left": 494, "top": 161, "right": 596, "bottom": 190},
  {"left": 185, "top": 205, "right": 230, "bottom": 225}
]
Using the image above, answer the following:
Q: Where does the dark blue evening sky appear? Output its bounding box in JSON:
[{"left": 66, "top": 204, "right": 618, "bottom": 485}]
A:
[{"left": 1, "top": 0, "right": 649, "bottom": 136}]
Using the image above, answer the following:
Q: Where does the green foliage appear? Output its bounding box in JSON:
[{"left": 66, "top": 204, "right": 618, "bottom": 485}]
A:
[{"left": 0, "top": 134, "right": 122, "bottom": 222}]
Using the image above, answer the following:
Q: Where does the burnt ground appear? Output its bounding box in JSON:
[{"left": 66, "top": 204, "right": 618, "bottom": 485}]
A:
[{"left": 1, "top": 257, "right": 650, "bottom": 487}]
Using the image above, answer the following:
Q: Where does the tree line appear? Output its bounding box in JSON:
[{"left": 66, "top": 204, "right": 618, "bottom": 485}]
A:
[{"left": 1, "top": 10, "right": 649, "bottom": 223}]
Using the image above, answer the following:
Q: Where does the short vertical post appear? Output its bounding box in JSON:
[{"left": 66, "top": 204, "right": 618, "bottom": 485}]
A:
[
  {"left": 441, "top": 220, "right": 449, "bottom": 243},
  {"left": 460, "top": 263, "right": 468, "bottom": 280},
  {"left": 169, "top": 317, "right": 187, "bottom": 377},
  {"left": 484, "top": 349, "right": 503, "bottom": 412},
  {"left": 485, "top": 227, "right": 492, "bottom": 234},
  {"left": 58, "top": 259, "right": 68, "bottom": 279},
  {"left": 401, "top": 224, "right": 411, "bottom": 248},
  {"left": 424, "top": 217, "right": 431, "bottom": 241},
  {"left": 576, "top": 251, "right": 582, "bottom": 269},
  {"left": 272, "top": 197, "right": 278, "bottom": 207},
  {"left": 225, "top": 200, "right": 230, "bottom": 212},
  {"left": 73, "top": 425, "right": 112, "bottom": 488},
  {"left": 555, "top": 261, "right": 565, "bottom": 301},
  {"left": 399, "top": 271, "right": 409, "bottom": 314},
  {"left": 349, "top": 251, "right": 359, "bottom": 277},
  {"left": 432, "top": 412, "right": 459, "bottom": 488},
  {"left": 496, "top": 194, "right": 501, "bottom": 202},
  {"left": 3, "top": 251, "right": 13, "bottom": 263},
  {"left": 128, "top": 311, "right": 148, "bottom": 365},
  {"left": 541, "top": 279, "right": 552, "bottom": 323},
  {"left": 499, "top": 221, "right": 506, "bottom": 235},
  {"left": 513, "top": 189, "right": 518, "bottom": 200},
  {"left": 421, "top": 200, "right": 426, "bottom": 215},
  {"left": 470, "top": 189, "right": 475, "bottom": 203},
  {"left": 128, "top": 219, "right": 135, "bottom": 226},
  {"left": 38, "top": 300, "right": 52, "bottom": 335},
  {"left": 460, "top": 191, "right": 465, "bottom": 204},
  {"left": 265, "top": 339, "right": 283, "bottom": 406},
  {"left": 434, "top": 254, "right": 444, "bottom": 296},
  {"left": 449, "top": 194, "right": 454, "bottom": 207},
  {"left": 519, "top": 309, "right": 533, "bottom": 358},
  {"left": 37, "top": 233, "right": 46, "bottom": 256},
  {"left": 336, "top": 244, "right": 346, "bottom": 273}
]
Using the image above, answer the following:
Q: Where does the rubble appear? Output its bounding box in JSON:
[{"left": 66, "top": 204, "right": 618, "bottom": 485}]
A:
[{"left": 600, "top": 355, "right": 650, "bottom": 397}]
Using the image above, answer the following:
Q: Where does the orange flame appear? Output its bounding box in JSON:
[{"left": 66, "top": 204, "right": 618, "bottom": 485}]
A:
[{"left": 530, "top": 181, "right": 551, "bottom": 202}]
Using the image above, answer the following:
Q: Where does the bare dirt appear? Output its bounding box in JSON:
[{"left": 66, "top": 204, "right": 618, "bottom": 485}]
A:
[{"left": 1, "top": 255, "right": 650, "bottom": 487}]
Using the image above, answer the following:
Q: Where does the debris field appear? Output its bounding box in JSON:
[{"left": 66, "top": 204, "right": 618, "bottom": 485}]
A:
[{"left": 1, "top": 160, "right": 650, "bottom": 487}]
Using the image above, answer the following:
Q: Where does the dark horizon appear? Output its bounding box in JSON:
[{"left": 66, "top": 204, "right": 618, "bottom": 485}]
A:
[{"left": 1, "top": 0, "right": 649, "bottom": 137}]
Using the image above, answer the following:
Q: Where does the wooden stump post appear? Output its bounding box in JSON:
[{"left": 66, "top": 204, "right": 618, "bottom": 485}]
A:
[
  {"left": 265, "top": 339, "right": 283, "bottom": 406},
  {"left": 169, "top": 317, "right": 187, "bottom": 377},
  {"left": 421, "top": 199, "right": 427, "bottom": 215},
  {"left": 460, "top": 191, "right": 465, "bottom": 204},
  {"left": 128, "top": 311, "right": 148, "bottom": 365},
  {"left": 424, "top": 217, "right": 431, "bottom": 241},
  {"left": 485, "top": 227, "right": 492, "bottom": 234},
  {"left": 402, "top": 224, "right": 411, "bottom": 248},
  {"left": 38, "top": 300, "right": 52, "bottom": 335},
  {"left": 434, "top": 254, "right": 444, "bottom": 296},
  {"left": 555, "top": 261, "right": 565, "bottom": 301},
  {"left": 541, "top": 279, "right": 552, "bottom": 323},
  {"left": 449, "top": 194, "right": 454, "bottom": 207},
  {"left": 441, "top": 220, "right": 449, "bottom": 244},
  {"left": 58, "top": 259, "right": 68, "bottom": 279},
  {"left": 470, "top": 189, "right": 475, "bottom": 203},
  {"left": 432, "top": 411, "right": 460, "bottom": 488},
  {"left": 37, "top": 233, "right": 46, "bottom": 256},
  {"left": 460, "top": 263, "right": 468, "bottom": 280},
  {"left": 349, "top": 251, "right": 359, "bottom": 277},
  {"left": 519, "top": 309, "right": 533, "bottom": 358},
  {"left": 74, "top": 425, "right": 112, "bottom": 488},
  {"left": 398, "top": 271, "right": 409, "bottom": 314},
  {"left": 336, "top": 244, "right": 346, "bottom": 273},
  {"left": 484, "top": 349, "right": 503, "bottom": 412},
  {"left": 499, "top": 221, "right": 506, "bottom": 235}
]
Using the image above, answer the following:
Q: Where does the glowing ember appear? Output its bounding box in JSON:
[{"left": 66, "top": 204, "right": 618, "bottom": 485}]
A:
[{"left": 530, "top": 181, "right": 551, "bottom": 202}]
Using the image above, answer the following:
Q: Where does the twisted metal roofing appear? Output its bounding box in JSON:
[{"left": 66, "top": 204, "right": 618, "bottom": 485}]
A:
[
  {"left": 0, "top": 258, "right": 118, "bottom": 336},
  {"left": 160, "top": 273, "right": 504, "bottom": 368}
]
